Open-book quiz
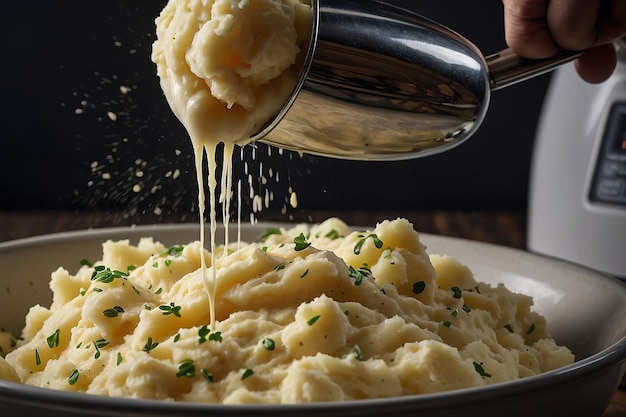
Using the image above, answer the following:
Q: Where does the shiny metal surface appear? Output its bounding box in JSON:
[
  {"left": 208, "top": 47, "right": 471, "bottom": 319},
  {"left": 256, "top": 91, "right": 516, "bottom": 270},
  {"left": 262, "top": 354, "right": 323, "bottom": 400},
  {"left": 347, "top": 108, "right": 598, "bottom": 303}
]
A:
[{"left": 252, "top": 0, "right": 579, "bottom": 161}]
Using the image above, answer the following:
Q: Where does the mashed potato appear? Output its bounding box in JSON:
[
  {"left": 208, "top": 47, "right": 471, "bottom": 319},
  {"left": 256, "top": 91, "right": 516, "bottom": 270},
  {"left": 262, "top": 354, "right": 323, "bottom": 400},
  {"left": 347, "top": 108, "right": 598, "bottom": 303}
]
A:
[
  {"left": 1, "top": 218, "right": 573, "bottom": 403},
  {"left": 151, "top": 0, "right": 312, "bottom": 146}
]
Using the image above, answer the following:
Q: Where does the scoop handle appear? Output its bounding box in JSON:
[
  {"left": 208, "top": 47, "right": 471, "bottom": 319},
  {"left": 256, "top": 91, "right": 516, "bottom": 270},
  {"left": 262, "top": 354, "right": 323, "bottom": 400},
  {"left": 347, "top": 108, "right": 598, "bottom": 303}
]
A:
[{"left": 486, "top": 48, "right": 582, "bottom": 91}]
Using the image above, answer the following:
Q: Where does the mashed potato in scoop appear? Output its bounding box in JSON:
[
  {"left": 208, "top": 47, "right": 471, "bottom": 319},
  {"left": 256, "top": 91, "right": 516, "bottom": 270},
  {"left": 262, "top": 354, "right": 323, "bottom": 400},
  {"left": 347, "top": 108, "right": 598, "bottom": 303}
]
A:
[
  {"left": 1, "top": 218, "right": 573, "bottom": 403},
  {"left": 151, "top": 0, "right": 312, "bottom": 145}
]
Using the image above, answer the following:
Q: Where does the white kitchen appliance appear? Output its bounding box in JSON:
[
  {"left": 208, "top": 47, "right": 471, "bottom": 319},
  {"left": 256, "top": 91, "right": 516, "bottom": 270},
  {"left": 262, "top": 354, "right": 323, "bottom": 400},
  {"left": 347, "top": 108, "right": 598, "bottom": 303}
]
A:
[{"left": 528, "top": 41, "right": 626, "bottom": 280}]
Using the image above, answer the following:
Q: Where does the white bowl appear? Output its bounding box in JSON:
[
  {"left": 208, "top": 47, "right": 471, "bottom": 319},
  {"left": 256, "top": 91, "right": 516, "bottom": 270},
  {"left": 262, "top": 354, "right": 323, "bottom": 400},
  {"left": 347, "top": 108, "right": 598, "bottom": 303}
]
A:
[{"left": 0, "top": 223, "right": 624, "bottom": 417}]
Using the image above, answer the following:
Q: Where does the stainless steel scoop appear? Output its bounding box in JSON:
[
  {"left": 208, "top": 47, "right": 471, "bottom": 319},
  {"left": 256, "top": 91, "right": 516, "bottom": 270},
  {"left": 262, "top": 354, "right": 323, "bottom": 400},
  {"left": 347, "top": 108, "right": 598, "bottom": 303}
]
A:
[{"left": 250, "top": 0, "right": 580, "bottom": 160}]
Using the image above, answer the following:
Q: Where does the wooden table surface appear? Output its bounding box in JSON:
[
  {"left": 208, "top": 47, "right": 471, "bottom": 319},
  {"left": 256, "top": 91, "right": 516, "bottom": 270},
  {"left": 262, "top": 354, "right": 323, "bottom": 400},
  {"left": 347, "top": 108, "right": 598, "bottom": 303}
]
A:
[{"left": 0, "top": 209, "right": 624, "bottom": 416}]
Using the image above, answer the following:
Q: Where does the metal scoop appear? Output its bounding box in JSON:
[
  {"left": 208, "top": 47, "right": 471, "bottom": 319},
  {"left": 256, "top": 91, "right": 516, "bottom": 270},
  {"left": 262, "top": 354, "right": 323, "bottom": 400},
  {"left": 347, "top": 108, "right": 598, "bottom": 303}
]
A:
[{"left": 251, "top": 0, "right": 579, "bottom": 161}]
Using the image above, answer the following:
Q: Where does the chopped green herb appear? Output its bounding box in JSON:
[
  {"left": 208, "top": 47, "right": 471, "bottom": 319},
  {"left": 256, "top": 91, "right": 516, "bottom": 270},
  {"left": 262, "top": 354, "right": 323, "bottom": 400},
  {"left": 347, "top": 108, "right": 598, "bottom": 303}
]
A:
[
  {"left": 451, "top": 286, "right": 463, "bottom": 299},
  {"left": 164, "top": 259, "right": 172, "bottom": 267},
  {"left": 127, "top": 265, "right": 137, "bottom": 272},
  {"left": 241, "top": 368, "right": 254, "bottom": 380},
  {"left": 473, "top": 361, "right": 492, "bottom": 378},
  {"left": 173, "top": 333, "right": 181, "bottom": 343},
  {"left": 160, "top": 244, "right": 185, "bottom": 258},
  {"left": 80, "top": 258, "right": 93, "bottom": 268},
  {"left": 442, "top": 320, "right": 452, "bottom": 328},
  {"left": 526, "top": 323, "right": 536, "bottom": 335},
  {"left": 259, "top": 227, "right": 281, "bottom": 240},
  {"left": 200, "top": 369, "right": 214, "bottom": 382},
  {"left": 92, "top": 287, "right": 103, "bottom": 292},
  {"left": 353, "top": 234, "right": 384, "bottom": 255},
  {"left": 91, "top": 266, "right": 129, "bottom": 283},
  {"left": 176, "top": 359, "right": 195, "bottom": 378},
  {"left": 474, "top": 285, "right": 481, "bottom": 294},
  {"left": 262, "top": 338, "right": 276, "bottom": 351},
  {"left": 261, "top": 246, "right": 268, "bottom": 252},
  {"left": 116, "top": 352, "right": 123, "bottom": 365},
  {"left": 325, "top": 229, "right": 341, "bottom": 240},
  {"left": 348, "top": 264, "right": 371, "bottom": 286},
  {"left": 46, "top": 329, "right": 60, "bottom": 349},
  {"left": 143, "top": 337, "right": 159, "bottom": 353},
  {"left": 208, "top": 332, "right": 223, "bottom": 343},
  {"left": 300, "top": 268, "right": 310, "bottom": 278},
  {"left": 152, "top": 262, "right": 159, "bottom": 268},
  {"left": 155, "top": 287, "right": 163, "bottom": 295},
  {"left": 345, "top": 345, "right": 364, "bottom": 361},
  {"left": 462, "top": 304, "right": 471, "bottom": 313},
  {"left": 412, "top": 281, "right": 426, "bottom": 295},
  {"left": 103, "top": 306, "right": 124, "bottom": 318},
  {"left": 79, "top": 289, "right": 86, "bottom": 297},
  {"left": 504, "top": 324, "right": 514, "bottom": 333},
  {"left": 159, "top": 302, "right": 182, "bottom": 318},
  {"left": 294, "top": 233, "right": 311, "bottom": 251},
  {"left": 274, "top": 263, "right": 286, "bottom": 271},
  {"left": 307, "top": 315, "right": 321, "bottom": 326},
  {"left": 68, "top": 369, "right": 79, "bottom": 385},
  {"left": 198, "top": 325, "right": 210, "bottom": 344},
  {"left": 35, "top": 349, "right": 41, "bottom": 366},
  {"left": 451, "top": 309, "right": 459, "bottom": 317},
  {"left": 93, "top": 339, "right": 109, "bottom": 359}
]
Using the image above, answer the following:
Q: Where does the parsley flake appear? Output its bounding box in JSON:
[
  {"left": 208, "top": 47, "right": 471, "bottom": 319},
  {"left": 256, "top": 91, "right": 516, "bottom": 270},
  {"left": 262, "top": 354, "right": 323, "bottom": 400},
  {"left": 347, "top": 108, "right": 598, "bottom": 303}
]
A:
[
  {"left": 68, "top": 369, "right": 80, "bottom": 385},
  {"left": 353, "top": 234, "right": 384, "bottom": 255},
  {"left": 241, "top": 368, "right": 254, "bottom": 380},
  {"left": 176, "top": 359, "right": 195, "bottom": 378},
  {"left": 451, "top": 286, "right": 463, "bottom": 299},
  {"left": 159, "top": 302, "right": 182, "bottom": 318},
  {"left": 473, "top": 361, "right": 492, "bottom": 378},
  {"left": 307, "top": 315, "right": 321, "bottom": 326},
  {"left": 46, "top": 329, "right": 60, "bottom": 349},
  {"left": 262, "top": 338, "right": 276, "bottom": 351},
  {"left": 103, "top": 306, "right": 124, "bottom": 318},
  {"left": 294, "top": 233, "right": 311, "bottom": 251},
  {"left": 143, "top": 337, "right": 159, "bottom": 353}
]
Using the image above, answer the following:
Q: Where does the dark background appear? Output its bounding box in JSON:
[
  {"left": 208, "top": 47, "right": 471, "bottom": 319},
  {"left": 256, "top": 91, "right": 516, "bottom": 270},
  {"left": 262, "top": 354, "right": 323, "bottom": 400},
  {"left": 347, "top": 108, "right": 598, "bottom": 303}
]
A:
[{"left": 0, "top": 0, "right": 551, "bottom": 219}]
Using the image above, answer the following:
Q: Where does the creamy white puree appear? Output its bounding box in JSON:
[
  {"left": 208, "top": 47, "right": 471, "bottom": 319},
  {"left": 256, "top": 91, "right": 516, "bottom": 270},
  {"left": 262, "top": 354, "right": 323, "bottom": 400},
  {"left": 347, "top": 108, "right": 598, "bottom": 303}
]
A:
[{"left": 0, "top": 218, "right": 574, "bottom": 402}]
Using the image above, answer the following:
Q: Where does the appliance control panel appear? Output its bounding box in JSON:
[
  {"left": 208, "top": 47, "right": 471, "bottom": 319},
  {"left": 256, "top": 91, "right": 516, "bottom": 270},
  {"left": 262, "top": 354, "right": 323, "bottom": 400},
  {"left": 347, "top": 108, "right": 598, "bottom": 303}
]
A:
[{"left": 589, "top": 102, "right": 626, "bottom": 208}]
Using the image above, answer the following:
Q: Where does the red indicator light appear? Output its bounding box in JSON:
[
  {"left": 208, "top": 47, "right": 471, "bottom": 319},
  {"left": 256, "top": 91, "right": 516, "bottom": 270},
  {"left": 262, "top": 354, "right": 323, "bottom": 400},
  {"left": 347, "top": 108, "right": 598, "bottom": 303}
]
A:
[{"left": 622, "top": 140, "right": 626, "bottom": 150}]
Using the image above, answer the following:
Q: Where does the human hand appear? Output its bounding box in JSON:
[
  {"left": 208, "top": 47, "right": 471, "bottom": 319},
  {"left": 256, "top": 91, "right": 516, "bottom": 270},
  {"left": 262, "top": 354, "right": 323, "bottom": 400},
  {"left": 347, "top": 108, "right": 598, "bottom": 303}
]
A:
[{"left": 502, "top": 0, "right": 626, "bottom": 83}]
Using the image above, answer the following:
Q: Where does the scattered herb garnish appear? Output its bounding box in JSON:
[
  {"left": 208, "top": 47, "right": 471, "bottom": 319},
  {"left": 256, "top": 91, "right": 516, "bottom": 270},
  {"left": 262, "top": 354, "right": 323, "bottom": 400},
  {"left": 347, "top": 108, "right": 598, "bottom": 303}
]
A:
[
  {"left": 176, "top": 359, "right": 195, "bottom": 378},
  {"left": 262, "top": 338, "right": 275, "bottom": 351},
  {"left": 117, "top": 352, "right": 123, "bottom": 365},
  {"left": 35, "top": 349, "right": 41, "bottom": 365},
  {"left": 527, "top": 323, "right": 536, "bottom": 335},
  {"left": 300, "top": 268, "right": 309, "bottom": 278},
  {"left": 348, "top": 264, "right": 371, "bottom": 286},
  {"left": 462, "top": 304, "right": 471, "bottom": 313},
  {"left": 103, "top": 306, "right": 124, "bottom": 318},
  {"left": 93, "top": 338, "right": 109, "bottom": 359},
  {"left": 451, "top": 286, "right": 463, "bottom": 299},
  {"left": 68, "top": 369, "right": 80, "bottom": 385},
  {"left": 160, "top": 244, "right": 184, "bottom": 258},
  {"left": 46, "top": 329, "right": 60, "bottom": 349},
  {"left": 173, "top": 333, "right": 181, "bottom": 343},
  {"left": 91, "top": 266, "right": 129, "bottom": 283},
  {"left": 159, "top": 302, "right": 182, "bottom": 318},
  {"left": 200, "top": 369, "right": 214, "bottom": 382},
  {"left": 274, "top": 263, "right": 286, "bottom": 271},
  {"left": 241, "top": 368, "right": 254, "bottom": 380},
  {"left": 198, "top": 325, "right": 210, "bottom": 344},
  {"left": 143, "top": 337, "right": 159, "bottom": 353},
  {"left": 504, "top": 324, "right": 514, "bottom": 333},
  {"left": 325, "top": 229, "right": 341, "bottom": 240},
  {"left": 442, "top": 320, "right": 452, "bottom": 328},
  {"left": 353, "top": 234, "right": 384, "bottom": 255},
  {"left": 473, "top": 361, "right": 492, "bottom": 378},
  {"left": 344, "top": 345, "right": 364, "bottom": 361},
  {"left": 80, "top": 258, "right": 93, "bottom": 268},
  {"left": 294, "top": 233, "right": 311, "bottom": 251},
  {"left": 307, "top": 315, "right": 321, "bottom": 326},
  {"left": 208, "top": 332, "right": 223, "bottom": 343}
]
